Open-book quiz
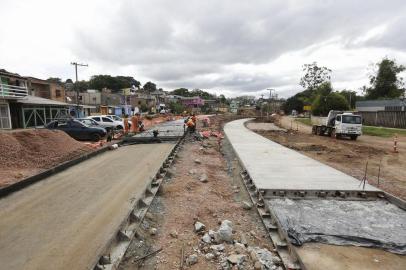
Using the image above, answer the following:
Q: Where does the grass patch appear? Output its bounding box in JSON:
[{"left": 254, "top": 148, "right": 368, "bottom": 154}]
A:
[
  {"left": 295, "top": 118, "right": 312, "bottom": 126},
  {"left": 362, "top": 126, "right": 406, "bottom": 137}
]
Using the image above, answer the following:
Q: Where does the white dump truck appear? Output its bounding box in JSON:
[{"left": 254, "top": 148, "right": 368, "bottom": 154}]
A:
[{"left": 311, "top": 110, "right": 362, "bottom": 140}]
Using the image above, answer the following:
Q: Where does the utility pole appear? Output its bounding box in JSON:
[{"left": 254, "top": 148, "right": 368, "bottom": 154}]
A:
[
  {"left": 267, "top": 88, "right": 275, "bottom": 113},
  {"left": 71, "top": 62, "right": 88, "bottom": 117}
]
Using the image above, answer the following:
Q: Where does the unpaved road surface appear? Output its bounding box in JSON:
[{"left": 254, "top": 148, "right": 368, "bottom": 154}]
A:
[
  {"left": 0, "top": 143, "right": 174, "bottom": 270},
  {"left": 119, "top": 115, "right": 275, "bottom": 270},
  {"left": 252, "top": 116, "right": 406, "bottom": 200}
]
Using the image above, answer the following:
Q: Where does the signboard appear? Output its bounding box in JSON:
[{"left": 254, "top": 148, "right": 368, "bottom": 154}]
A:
[{"left": 303, "top": 105, "right": 312, "bottom": 111}]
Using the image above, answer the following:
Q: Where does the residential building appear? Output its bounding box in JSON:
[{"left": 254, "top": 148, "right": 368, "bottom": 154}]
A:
[
  {"left": 27, "top": 77, "right": 65, "bottom": 102},
  {"left": 179, "top": 96, "right": 204, "bottom": 108},
  {"left": 0, "top": 69, "right": 29, "bottom": 129},
  {"left": 230, "top": 100, "right": 239, "bottom": 113},
  {"left": 356, "top": 99, "right": 406, "bottom": 112}
]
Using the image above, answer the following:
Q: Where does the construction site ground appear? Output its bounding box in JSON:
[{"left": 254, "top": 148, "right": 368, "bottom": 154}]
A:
[
  {"left": 119, "top": 115, "right": 277, "bottom": 270},
  {"left": 0, "top": 143, "right": 174, "bottom": 270},
  {"left": 248, "top": 116, "right": 406, "bottom": 200}
]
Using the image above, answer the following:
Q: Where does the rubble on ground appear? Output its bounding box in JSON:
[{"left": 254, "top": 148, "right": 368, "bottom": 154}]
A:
[{"left": 188, "top": 219, "right": 281, "bottom": 270}]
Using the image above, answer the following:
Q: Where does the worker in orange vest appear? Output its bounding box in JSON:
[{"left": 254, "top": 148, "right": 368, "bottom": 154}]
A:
[
  {"left": 191, "top": 113, "right": 197, "bottom": 125},
  {"left": 123, "top": 115, "right": 129, "bottom": 134},
  {"left": 186, "top": 117, "right": 195, "bottom": 133},
  {"left": 131, "top": 113, "right": 139, "bottom": 133}
]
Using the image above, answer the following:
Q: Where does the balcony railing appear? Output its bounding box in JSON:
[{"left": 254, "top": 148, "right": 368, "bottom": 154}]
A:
[{"left": 0, "top": 83, "right": 28, "bottom": 99}]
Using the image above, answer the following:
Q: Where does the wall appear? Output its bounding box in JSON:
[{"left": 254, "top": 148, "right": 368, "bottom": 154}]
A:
[{"left": 357, "top": 111, "right": 406, "bottom": 129}]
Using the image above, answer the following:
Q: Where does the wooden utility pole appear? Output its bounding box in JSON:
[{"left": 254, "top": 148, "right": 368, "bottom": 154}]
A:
[{"left": 71, "top": 62, "right": 88, "bottom": 117}]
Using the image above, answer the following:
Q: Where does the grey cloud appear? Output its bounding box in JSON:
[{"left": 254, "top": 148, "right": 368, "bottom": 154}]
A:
[{"left": 73, "top": 0, "right": 406, "bottom": 94}]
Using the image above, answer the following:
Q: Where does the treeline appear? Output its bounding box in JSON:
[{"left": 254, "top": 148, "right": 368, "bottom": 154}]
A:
[{"left": 283, "top": 57, "right": 405, "bottom": 116}]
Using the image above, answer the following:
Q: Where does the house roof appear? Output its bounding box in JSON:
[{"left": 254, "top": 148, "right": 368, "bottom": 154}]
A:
[
  {"left": 180, "top": 96, "right": 202, "bottom": 100},
  {"left": 16, "top": 95, "right": 69, "bottom": 106},
  {"left": 0, "top": 69, "right": 26, "bottom": 80},
  {"left": 356, "top": 99, "right": 405, "bottom": 107}
]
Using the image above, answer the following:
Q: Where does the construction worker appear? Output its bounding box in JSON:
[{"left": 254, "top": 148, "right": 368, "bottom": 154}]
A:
[
  {"left": 131, "top": 113, "right": 139, "bottom": 133},
  {"left": 123, "top": 114, "right": 129, "bottom": 134},
  {"left": 191, "top": 113, "right": 197, "bottom": 125},
  {"left": 186, "top": 117, "right": 195, "bottom": 133}
]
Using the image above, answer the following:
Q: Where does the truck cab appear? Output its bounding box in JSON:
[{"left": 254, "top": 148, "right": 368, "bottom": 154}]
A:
[{"left": 334, "top": 113, "right": 362, "bottom": 140}]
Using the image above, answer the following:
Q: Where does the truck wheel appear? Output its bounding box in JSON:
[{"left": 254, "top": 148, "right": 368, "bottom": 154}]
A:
[
  {"left": 350, "top": 135, "right": 358, "bottom": 141},
  {"left": 91, "top": 133, "right": 101, "bottom": 142}
]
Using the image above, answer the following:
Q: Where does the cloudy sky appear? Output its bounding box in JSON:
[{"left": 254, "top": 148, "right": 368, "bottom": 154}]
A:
[{"left": 1, "top": 0, "right": 405, "bottom": 98}]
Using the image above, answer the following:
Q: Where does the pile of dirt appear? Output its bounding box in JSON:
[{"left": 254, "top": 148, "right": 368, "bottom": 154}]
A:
[{"left": 0, "top": 129, "right": 93, "bottom": 187}]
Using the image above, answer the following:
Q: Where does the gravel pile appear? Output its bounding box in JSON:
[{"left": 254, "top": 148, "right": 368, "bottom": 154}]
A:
[{"left": 0, "top": 129, "right": 93, "bottom": 185}]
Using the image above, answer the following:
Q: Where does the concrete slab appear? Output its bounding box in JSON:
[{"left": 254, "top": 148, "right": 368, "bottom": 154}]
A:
[
  {"left": 135, "top": 119, "right": 185, "bottom": 138},
  {"left": 0, "top": 144, "right": 174, "bottom": 270},
  {"left": 224, "top": 118, "right": 378, "bottom": 191}
]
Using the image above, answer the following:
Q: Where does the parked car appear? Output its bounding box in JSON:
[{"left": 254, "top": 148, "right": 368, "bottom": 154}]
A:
[
  {"left": 77, "top": 118, "right": 100, "bottom": 127},
  {"left": 87, "top": 115, "right": 124, "bottom": 131},
  {"left": 106, "top": 115, "right": 132, "bottom": 129},
  {"left": 46, "top": 120, "right": 107, "bottom": 141}
]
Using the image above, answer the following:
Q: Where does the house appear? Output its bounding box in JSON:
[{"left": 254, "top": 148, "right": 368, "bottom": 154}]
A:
[
  {"left": 179, "top": 96, "right": 204, "bottom": 109},
  {"left": 356, "top": 99, "right": 406, "bottom": 112},
  {"left": 27, "top": 77, "right": 65, "bottom": 103},
  {"left": 1, "top": 69, "right": 71, "bottom": 129},
  {"left": 0, "top": 69, "right": 29, "bottom": 129},
  {"left": 230, "top": 100, "right": 239, "bottom": 113}
]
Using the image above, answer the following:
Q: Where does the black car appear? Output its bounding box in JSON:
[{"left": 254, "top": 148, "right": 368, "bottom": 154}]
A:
[{"left": 46, "top": 120, "right": 107, "bottom": 141}]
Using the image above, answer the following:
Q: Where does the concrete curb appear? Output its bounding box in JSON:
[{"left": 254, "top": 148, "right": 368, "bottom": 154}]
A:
[{"left": 0, "top": 145, "right": 111, "bottom": 199}]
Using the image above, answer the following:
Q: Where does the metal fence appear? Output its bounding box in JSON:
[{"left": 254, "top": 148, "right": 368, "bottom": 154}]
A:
[{"left": 356, "top": 111, "right": 406, "bottom": 129}]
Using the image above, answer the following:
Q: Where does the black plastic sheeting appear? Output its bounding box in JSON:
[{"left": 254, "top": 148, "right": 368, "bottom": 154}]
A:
[{"left": 268, "top": 198, "right": 406, "bottom": 254}]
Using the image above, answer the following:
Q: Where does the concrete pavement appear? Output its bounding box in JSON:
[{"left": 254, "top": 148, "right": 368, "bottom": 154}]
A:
[
  {"left": 0, "top": 143, "right": 174, "bottom": 270},
  {"left": 224, "top": 118, "right": 378, "bottom": 191}
]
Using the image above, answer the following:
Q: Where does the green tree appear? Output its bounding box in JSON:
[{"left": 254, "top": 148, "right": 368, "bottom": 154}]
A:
[
  {"left": 143, "top": 81, "right": 157, "bottom": 92},
  {"left": 282, "top": 95, "right": 304, "bottom": 114},
  {"left": 169, "top": 101, "right": 185, "bottom": 114},
  {"left": 339, "top": 90, "right": 357, "bottom": 109},
  {"left": 170, "top": 88, "right": 190, "bottom": 96},
  {"left": 300, "top": 62, "right": 332, "bottom": 91},
  {"left": 312, "top": 92, "right": 349, "bottom": 116},
  {"left": 74, "top": 80, "right": 89, "bottom": 92},
  {"left": 365, "top": 57, "right": 405, "bottom": 99},
  {"left": 88, "top": 75, "right": 140, "bottom": 92},
  {"left": 46, "top": 77, "right": 63, "bottom": 84}
]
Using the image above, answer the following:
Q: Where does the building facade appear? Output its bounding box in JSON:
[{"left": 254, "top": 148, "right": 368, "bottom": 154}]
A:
[{"left": 27, "top": 77, "right": 65, "bottom": 103}]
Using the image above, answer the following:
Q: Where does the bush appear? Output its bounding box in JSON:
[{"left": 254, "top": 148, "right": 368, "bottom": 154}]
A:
[{"left": 169, "top": 101, "right": 186, "bottom": 114}]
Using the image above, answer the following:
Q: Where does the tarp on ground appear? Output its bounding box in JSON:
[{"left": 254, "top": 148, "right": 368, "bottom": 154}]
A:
[{"left": 268, "top": 198, "right": 406, "bottom": 254}]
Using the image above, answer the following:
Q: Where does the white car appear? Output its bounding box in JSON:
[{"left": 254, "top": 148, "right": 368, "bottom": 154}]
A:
[{"left": 87, "top": 115, "right": 124, "bottom": 130}]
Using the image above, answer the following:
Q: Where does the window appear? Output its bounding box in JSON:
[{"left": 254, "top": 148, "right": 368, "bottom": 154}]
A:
[
  {"left": 336, "top": 115, "right": 341, "bottom": 122},
  {"left": 102, "top": 117, "right": 113, "bottom": 122},
  {"left": 55, "top": 89, "right": 61, "bottom": 97},
  {"left": 342, "top": 115, "right": 361, "bottom": 124},
  {"left": 0, "top": 104, "right": 11, "bottom": 129},
  {"left": 70, "top": 121, "right": 84, "bottom": 128},
  {"left": 92, "top": 117, "right": 101, "bottom": 121}
]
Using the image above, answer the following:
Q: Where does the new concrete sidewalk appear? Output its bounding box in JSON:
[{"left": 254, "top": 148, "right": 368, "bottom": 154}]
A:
[{"left": 224, "top": 119, "right": 378, "bottom": 191}]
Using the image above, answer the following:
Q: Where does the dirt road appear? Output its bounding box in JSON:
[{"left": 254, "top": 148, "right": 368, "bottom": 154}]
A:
[
  {"left": 119, "top": 115, "right": 275, "bottom": 270},
  {"left": 253, "top": 116, "right": 406, "bottom": 199},
  {"left": 0, "top": 143, "right": 174, "bottom": 270}
]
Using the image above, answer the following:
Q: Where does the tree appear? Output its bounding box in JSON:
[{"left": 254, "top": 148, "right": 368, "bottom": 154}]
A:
[
  {"left": 88, "top": 75, "right": 140, "bottom": 92},
  {"left": 300, "top": 62, "right": 332, "bottom": 91},
  {"left": 190, "top": 89, "right": 215, "bottom": 100},
  {"left": 169, "top": 101, "right": 185, "bottom": 114},
  {"left": 365, "top": 57, "right": 405, "bottom": 99},
  {"left": 74, "top": 80, "right": 89, "bottom": 92},
  {"left": 143, "top": 81, "right": 157, "bottom": 92},
  {"left": 170, "top": 88, "right": 191, "bottom": 96},
  {"left": 339, "top": 90, "right": 357, "bottom": 109},
  {"left": 282, "top": 95, "right": 304, "bottom": 114},
  {"left": 47, "top": 77, "right": 62, "bottom": 84},
  {"left": 312, "top": 92, "right": 349, "bottom": 116},
  {"left": 219, "top": 94, "right": 227, "bottom": 104}
]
